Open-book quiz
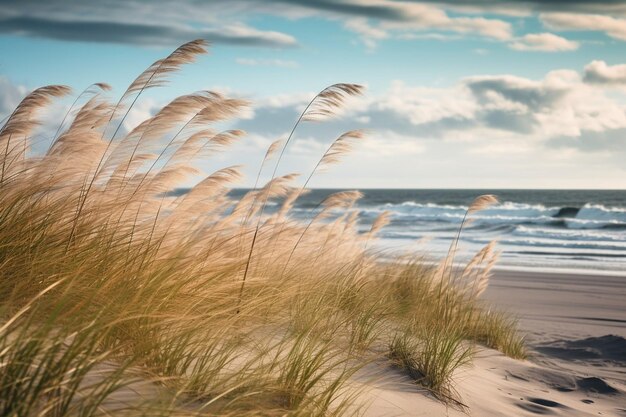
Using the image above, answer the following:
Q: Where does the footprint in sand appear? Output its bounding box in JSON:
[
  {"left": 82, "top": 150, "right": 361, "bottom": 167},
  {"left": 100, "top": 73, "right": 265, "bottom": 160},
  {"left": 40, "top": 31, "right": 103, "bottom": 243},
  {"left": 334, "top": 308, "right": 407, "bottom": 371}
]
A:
[{"left": 516, "top": 397, "right": 565, "bottom": 415}]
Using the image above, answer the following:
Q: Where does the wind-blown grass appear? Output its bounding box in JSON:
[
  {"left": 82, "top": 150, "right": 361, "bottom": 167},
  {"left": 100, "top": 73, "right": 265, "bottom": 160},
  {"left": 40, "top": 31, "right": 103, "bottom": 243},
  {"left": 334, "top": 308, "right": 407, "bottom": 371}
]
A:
[{"left": 0, "top": 40, "right": 525, "bottom": 416}]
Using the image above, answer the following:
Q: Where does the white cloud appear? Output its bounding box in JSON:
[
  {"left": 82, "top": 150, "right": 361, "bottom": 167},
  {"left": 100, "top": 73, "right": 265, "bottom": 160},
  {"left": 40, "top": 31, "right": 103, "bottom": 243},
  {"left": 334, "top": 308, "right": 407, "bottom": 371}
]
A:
[
  {"left": 272, "top": 0, "right": 514, "bottom": 41},
  {"left": 360, "top": 131, "right": 425, "bottom": 156},
  {"left": 442, "top": 16, "right": 512, "bottom": 40},
  {"left": 217, "top": 23, "right": 298, "bottom": 47},
  {"left": 290, "top": 137, "right": 326, "bottom": 155},
  {"left": 509, "top": 33, "right": 579, "bottom": 52},
  {"left": 370, "top": 1, "right": 512, "bottom": 40},
  {"left": 373, "top": 71, "right": 618, "bottom": 140},
  {"left": 584, "top": 60, "right": 626, "bottom": 85},
  {"left": 243, "top": 132, "right": 276, "bottom": 151},
  {"left": 541, "top": 12, "right": 626, "bottom": 41},
  {"left": 396, "top": 32, "right": 463, "bottom": 41},
  {"left": 344, "top": 18, "right": 388, "bottom": 40},
  {"left": 340, "top": 2, "right": 512, "bottom": 47},
  {"left": 0, "top": 77, "right": 27, "bottom": 119},
  {"left": 344, "top": 18, "right": 389, "bottom": 49},
  {"left": 172, "top": 59, "right": 626, "bottom": 188},
  {"left": 377, "top": 80, "right": 476, "bottom": 125},
  {"left": 235, "top": 58, "right": 299, "bottom": 68},
  {"left": 256, "top": 92, "right": 315, "bottom": 109},
  {"left": 238, "top": 63, "right": 626, "bottom": 151},
  {"left": 463, "top": 69, "right": 626, "bottom": 137}
]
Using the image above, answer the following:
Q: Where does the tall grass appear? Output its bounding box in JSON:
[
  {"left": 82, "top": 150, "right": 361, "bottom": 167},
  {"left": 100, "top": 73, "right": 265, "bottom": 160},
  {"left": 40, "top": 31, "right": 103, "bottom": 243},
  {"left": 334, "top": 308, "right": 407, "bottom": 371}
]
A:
[{"left": 0, "top": 40, "right": 525, "bottom": 416}]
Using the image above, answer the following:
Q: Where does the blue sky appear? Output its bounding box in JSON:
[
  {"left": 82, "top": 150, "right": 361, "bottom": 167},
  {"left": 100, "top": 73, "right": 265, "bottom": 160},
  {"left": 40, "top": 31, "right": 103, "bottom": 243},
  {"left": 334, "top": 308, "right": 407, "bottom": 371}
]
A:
[{"left": 1, "top": 0, "right": 626, "bottom": 188}]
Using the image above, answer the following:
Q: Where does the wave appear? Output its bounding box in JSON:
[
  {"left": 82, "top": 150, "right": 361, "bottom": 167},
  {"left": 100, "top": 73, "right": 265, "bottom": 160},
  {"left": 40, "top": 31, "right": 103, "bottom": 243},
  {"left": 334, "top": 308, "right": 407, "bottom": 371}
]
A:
[
  {"left": 512, "top": 250, "right": 626, "bottom": 259},
  {"left": 513, "top": 226, "right": 626, "bottom": 242},
  {"left": 582, "top": 203, "right": 626, "bottom": 213},
  {"left": 374, "top": 201, "right": 557, "bottom": 216},
  {"left": 576, "top": 203, "right": 626, "bottom": 223},
  {"left": 468, "top": 236, "right": 626, "bottom": 251},
  {"left": 359, "top": 201, "right": 626, "bottom": 231}
]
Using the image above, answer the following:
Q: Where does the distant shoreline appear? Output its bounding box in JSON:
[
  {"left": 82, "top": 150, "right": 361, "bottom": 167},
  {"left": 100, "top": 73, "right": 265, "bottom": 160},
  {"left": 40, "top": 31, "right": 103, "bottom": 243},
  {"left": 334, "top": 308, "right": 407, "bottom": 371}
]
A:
[
  {"left": 229, "top": 187, "right": 626, "bottom": 192},
  {"left": 493, "top": 264, "right": 626, "bottom": 278}
]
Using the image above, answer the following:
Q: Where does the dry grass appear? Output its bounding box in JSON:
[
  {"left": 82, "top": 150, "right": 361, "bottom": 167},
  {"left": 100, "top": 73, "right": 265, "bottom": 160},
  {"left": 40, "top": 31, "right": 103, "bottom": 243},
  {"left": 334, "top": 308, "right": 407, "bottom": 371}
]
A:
[{"left": 0, "top": 40, "right": 525, "bottom": 416}]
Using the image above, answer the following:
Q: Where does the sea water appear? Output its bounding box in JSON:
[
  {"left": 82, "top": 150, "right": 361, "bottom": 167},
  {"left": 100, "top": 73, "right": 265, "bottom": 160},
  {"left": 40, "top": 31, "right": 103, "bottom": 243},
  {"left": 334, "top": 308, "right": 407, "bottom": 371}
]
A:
[{"left": 258, "top": 189, "right": 626, "bottom": 274}]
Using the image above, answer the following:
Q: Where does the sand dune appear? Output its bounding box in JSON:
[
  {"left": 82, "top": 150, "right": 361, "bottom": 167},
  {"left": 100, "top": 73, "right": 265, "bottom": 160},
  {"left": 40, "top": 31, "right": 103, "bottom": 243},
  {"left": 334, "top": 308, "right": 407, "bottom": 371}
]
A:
[{"left": 359, "top": 269, "right": 626, "bottom": 416}]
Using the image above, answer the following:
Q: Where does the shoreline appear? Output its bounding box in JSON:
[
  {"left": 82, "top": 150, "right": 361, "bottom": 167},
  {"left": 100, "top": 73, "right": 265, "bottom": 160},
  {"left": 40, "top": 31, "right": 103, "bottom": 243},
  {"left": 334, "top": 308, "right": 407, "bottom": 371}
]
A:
[{"left": 493, "top": 264, "right": 626, "bottom": 278}]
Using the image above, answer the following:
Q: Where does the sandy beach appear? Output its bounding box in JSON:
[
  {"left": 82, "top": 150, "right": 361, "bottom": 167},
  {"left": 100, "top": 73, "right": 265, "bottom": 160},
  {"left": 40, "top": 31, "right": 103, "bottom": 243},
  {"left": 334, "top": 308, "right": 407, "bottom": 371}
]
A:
[
  {"left": 486, "top": 269, "right": 626, "bottom": 343},
  {"left": 360, "top": 269, "right": 626, "bottom": 417}
]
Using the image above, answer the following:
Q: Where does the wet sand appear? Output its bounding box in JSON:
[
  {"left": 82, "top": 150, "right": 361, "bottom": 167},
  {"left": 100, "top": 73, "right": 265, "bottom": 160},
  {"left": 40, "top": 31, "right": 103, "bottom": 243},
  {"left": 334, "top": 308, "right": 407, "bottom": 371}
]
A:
[{"left": 485, "top": 268, "right": 626, "bottom": 343}]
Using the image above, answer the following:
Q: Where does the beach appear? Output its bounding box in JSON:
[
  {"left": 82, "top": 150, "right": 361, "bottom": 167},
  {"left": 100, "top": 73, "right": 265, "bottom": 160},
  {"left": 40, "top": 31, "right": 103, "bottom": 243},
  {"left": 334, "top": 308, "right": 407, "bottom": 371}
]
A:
[
  {"left": 3, "top": 22, "right": 625, "bottom": 415},
  {"left": 486, "top": 269, "right": 626, "bottom": 344},
  {"left": 360, "top": 268, "right": 626, "bottom": 416}
]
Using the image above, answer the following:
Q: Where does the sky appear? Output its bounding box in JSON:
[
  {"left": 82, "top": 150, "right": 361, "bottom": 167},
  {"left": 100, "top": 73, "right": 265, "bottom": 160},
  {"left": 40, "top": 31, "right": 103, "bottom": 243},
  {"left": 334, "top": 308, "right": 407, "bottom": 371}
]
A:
[{"left": 1, "top": 0, "right": 626, "bottom": 189}]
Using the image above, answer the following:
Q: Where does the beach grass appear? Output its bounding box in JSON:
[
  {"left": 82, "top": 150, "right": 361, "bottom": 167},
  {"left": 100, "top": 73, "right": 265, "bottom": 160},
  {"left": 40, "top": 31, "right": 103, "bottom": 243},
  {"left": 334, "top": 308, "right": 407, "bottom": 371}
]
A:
[{"left": 0, "top": 40, "right": 525, "bottom": 416}]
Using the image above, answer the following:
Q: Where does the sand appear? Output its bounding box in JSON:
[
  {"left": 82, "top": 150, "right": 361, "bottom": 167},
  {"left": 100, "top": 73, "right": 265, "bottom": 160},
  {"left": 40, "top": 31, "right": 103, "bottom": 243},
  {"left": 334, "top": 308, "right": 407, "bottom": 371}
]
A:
[
  {"left": 358, "top": 269, "right": 626, "bottom": 417},
  {"left": 101, "top": 268, "right": 626, "bottom": 415}
]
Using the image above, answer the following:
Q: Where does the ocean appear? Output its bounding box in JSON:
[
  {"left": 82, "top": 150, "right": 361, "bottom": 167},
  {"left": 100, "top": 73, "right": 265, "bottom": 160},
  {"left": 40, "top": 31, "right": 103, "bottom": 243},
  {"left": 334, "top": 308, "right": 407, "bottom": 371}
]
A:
[{"left": 227, "top": 189, "right": 626, "bottom": 275}]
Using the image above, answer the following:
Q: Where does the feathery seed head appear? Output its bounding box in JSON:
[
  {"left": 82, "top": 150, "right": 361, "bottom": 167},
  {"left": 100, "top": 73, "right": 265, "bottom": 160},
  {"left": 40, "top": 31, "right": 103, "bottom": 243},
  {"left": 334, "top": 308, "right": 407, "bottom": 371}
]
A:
[
  {"left": 321, "top": 190, "right": 363, "bottom": 210},
  {"left": 303, "top": 83, "right": 365, "bottom": 122},
  {"left": 467, "top": 194, "right": 498, "bottom": 215},
  {"left": 369, "top": 210, "right": 391, "bottom": 236},
  {"left": 319, "top": 130, "right": 365, "bottom": 169},
  {"left": 265, "top": 139, "right": 284, "bottom": 161}
]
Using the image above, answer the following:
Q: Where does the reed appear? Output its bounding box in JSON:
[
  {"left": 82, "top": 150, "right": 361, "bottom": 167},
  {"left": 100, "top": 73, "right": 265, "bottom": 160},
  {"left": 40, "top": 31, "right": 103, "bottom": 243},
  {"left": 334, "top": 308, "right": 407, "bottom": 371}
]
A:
[{"left": 0, "top": 41, "right": 525, "bottom": 416}]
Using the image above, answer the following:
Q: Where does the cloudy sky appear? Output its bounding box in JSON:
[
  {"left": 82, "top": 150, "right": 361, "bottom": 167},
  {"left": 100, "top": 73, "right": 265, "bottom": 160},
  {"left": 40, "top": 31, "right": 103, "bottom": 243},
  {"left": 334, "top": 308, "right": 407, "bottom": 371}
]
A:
[{"left": 1, "top": 0, "right": 626, "bottom": 189}]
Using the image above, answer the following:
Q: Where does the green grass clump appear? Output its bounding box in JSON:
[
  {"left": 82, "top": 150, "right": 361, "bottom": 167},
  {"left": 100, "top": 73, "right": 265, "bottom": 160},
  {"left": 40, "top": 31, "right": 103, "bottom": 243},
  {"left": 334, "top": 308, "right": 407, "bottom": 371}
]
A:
[
  {"left": 469, "top": 310, "right": 527, "bottom": 359},
  {"left": 0, "top": 40, "right": 525, "bottom": 416},
  {"left": 388, "top": 327, "right": 473, "bottom": 406}
]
